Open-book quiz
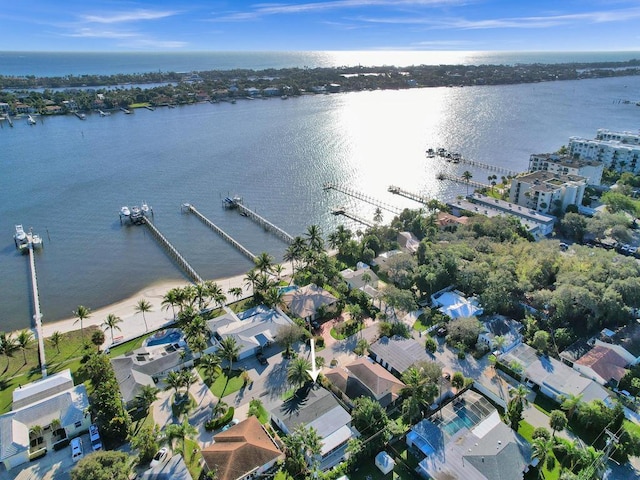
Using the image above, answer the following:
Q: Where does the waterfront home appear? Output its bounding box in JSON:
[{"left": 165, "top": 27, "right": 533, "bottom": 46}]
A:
[
  {"left": 431, "top": 288, "right": 483, "bottom": 320},
  {"left": 13, "top": 102, "right": 35, "bottom": 114},
  {"left": 281, "top": 284, "right": 337, "bottom": 323},
  {"left": 270, "top": 385, "right": 359, "bottom": 471},
  {"left": 477, "top": 316, "right": 523, "bottom": 353},
  {"left": 500, "top": 343, "right": 612, "bottom": 405},
  {"left": 368, "top": 336, "right": 431, "bottom": 377},
  {"left": 508, "top": 171, "right": 587, "bottom": 215},
  {"left": 436, "top": 211, "right": 470, "bottom": 229},
  {"left": 325, "top": 357, "right": 406, "bottom": 409},
  {"left": 204, "top": 305, "right": 293, "bottom": 361},
  {"left": 0, "top": 102, "right": 9, "bottom": 114},
  {"left": 397, "top": 231, "right": 420, "bottom": 254},
  {"left": 0, "top": 369, "right": 91, "bottom": 470},
  {"left": 340, "top": 267, "right": 379, "bottom": 291},
  {"left": 408, "top": 391, "right": 531, "bottom": 480},
  {"left": 371, "top": 249, "right": 402, "bottom": 268},
  {"left": 201, "top": 416, "right": 283, "bottom": 480}
]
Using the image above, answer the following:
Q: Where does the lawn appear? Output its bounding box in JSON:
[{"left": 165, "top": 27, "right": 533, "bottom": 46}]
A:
[
  {"left": 330, "top": 320, "right": 363, "bottom": 340},
  {"left": 518, "top": 420, "right": 560, "bottom": 480},
  {"left": 198, "top": 368, "right": 245, "bottom": 398},
  {"left": 182, "top": 437, "right": 203, "bottom": 480}
]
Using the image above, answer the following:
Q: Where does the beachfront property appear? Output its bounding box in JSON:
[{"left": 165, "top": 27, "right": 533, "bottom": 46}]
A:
[
  {"left": 270, "top": 385, "right": 359, "bottom": 471},
  {"left": 0, "top": 369, "right": 90, "bottom": 470},
  {"left": 528, "top": 153, "right": 604, "bottom": 185},
  {"left": 201, "top": 416, "right": 284, "bottom": 480},
  {"left": 324, "top": 357, "right": 406, "bottom": 409},
  {"left": 110, "top": 329, "right": 192, "bottom": 408},
  {"left": 431, "top": 288, "right": 483, "bottom": 320},
  {"left": 569, "top": 129, "right": 640, "bottom": 173},
  {"left": 281, "top": 284, "right": 338, "bottom": 323},
  {"left": 447, "top": 194, "right": 556, "bottom": 239},
  {"left": 204, "top": 305, "right": 293, "bottom": 361},
  {"left": 368, "top": 336, "right": 432, "bottom": 377},
  {"left": 477, "top": 316, "right": 523, "bottom": 354},
  {"left": 508, "top": 171, "right": 587, "bottom": 215},
  {"left": 500, "top": 343, "right": 612, "bottom": 406},
  {"left": 407, "top": 391, "right": 531, "bottom": 480}
]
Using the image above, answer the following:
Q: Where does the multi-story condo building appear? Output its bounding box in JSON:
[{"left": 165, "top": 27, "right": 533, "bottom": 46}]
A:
[
  {"left": 569, "top": 129, "right": 640, "bottom": 173},
  {"left": 509, "top": 171, "right": 586, "bottom": 215},
  {"left": 528, "top": 153, "right": 603, "bottom": 185}
]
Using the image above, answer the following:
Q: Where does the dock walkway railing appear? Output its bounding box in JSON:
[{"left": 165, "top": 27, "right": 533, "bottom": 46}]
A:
[
  {"left": 236, "top": 203, "right": 294, "bottom": 244},
  {"left": 27, "top": 238, "right": 47, "bottom": 378}
]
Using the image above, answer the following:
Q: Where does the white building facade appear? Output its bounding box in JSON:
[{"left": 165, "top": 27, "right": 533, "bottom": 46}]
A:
[
  {"left": 509, "top": 171, "right": 586, "bottom": 215},
  {"left": 528, "top": 153, "right": 603, "bottom": 186},
  {"left": 569, "top": 129, "right": 640, "bottom": 173}
]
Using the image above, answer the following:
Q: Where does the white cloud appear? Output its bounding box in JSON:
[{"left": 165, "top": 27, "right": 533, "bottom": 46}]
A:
[
  {"left": 65, "top": 28, "right": 139, "bottom": 39},
  {"left": 80, "top": 9, "right": 179, "bottom": 25}
]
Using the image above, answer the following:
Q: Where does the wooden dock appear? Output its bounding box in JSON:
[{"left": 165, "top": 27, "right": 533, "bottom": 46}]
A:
[
  {"left": 323, "top": 183, "right": 402, "bottom": 215},
  {"left": 430, "top": 152, "right": 518, "bottom": 177},
  {"left": 26, "top": 233, "right": 47, "bottom": 378},
  {"left": 142, "top": 217, "right": 203, "bottom": 283},
  {"left": 332, "top": 207, "right": 374, "bottom": 228},
  {"left": 183, "top": 204, "right": 256, "bottom": 262},
  {"left": 437, "top": 172, "right": 489, "bottom": 189},
  {"left": 388, "top": 185, "right": 430, "bottom": 206},
  {"left": 236, "top": 203, "right": 294, "bottom": 244}
]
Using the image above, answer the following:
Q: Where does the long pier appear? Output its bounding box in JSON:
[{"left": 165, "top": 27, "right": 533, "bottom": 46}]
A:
[
  {"left": 388, "top": 185, "right": 430, "bottom": 206},
  {"left": 236, "top": 203, "right": 294, "bottom": 244},
  {"left": 323, "top": 183, "right": 402, "bottom": 215},
  {"left": 26, "top": 234, "right": 47, "bottom": 378},
  {"left": 183, "top": 204, "right": 256, "bottom": 262},
  {"left": 331, "top": 207, "right": 374, "bottom": 228},
  {"left": 142, "top": 217, "right": 203, "bottom": 283},
  {"left": 437, "top": 172, "right": 489, "bottom": 190},
  {"left": 430, "top": 152, "right": 518, "bottom": 177}
]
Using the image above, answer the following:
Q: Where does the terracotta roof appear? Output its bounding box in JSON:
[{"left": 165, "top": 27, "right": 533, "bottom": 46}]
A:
[
  {"left": 345, "top": 358, "right": 405, "bottom": 400},
  {"left": 282, "top": 284, "right": 337, "bottom": 319},
  {"left": 201, "top": 416, "right": 283, "bottom": 480},
  {"left": 575, "top": 345, "right": 628, "bottom": 383},
  {"left": 437, "top": 212, "right": 469, "bottom": 227}
]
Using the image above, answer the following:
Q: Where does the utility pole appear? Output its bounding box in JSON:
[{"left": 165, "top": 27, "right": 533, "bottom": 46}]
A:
[{"left": 578, "top": 429, "right": 618, "bottom": 480}]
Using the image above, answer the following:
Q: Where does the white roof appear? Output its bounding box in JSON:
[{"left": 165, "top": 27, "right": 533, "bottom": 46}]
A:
[
  {"left": 12, "top": 369, "right": 74, "bottom": 409},
  {"left": 433, "top": 291, "right": 483, "bottom": 319},
  {"left": 320, "top": 425, "right": 354, "bottom": 456}
]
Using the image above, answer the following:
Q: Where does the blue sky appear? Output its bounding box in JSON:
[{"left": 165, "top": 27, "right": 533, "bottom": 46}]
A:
[{"left": 3, "top": 0, "right": 640, "bottom": 52}]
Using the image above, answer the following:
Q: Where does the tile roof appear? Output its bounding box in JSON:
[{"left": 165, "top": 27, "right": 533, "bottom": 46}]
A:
[
  {"left": 345, "top": 358, "right": 405, "bottom": 406},
  {"left": 201, "top": 416, "right": 283, "bottom": 480},
  {"left": 282, "top": 284, "right": 337, "bottom": 319},
  {"left": 575, "top": 345, "right": 628, "bottom": 383}
]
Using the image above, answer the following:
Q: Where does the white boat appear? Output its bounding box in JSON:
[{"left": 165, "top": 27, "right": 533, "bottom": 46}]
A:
[
  {"left": 99, "top": 110, "right": 111, "bottom": 117},
  {"left": 27, "top": 115, "right": 36, "bottom": 125},
  {"left": 141, "top": 202, "right": 150, "bottom": 214},
  {"left": 120, "top": 206, "right": 131, "bottom": 216},
  {"left": 14, "top": 225, "right": 28, "bottom": 249},
  {"left": 129, "top": 206, "right": 143, "bottom": 221}
]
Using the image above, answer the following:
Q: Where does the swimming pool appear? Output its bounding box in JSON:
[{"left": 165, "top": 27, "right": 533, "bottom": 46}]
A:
[
  {"left": 278, "top": 285, "right": 298, "bottom": 294},
  {"left": 440, "top": 409, "right": 477, "bottom": 438},
  {"left": 144, "top": 329, "right": 183, "bottom": 347}
]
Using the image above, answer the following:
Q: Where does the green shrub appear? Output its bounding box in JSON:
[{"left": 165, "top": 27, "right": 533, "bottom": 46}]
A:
[{"left": 205, "top": 407, "right": 235, "bottom": 431}]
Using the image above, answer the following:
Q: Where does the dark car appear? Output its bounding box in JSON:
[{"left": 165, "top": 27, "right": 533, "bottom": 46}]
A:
[{"left": 256, "top": 353, "right": 268, "bottom": 365}]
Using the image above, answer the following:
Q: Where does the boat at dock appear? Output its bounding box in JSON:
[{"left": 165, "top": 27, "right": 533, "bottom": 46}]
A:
[
  {"left": 120, "top": 107, "right": 132, "bottom": 114},
  {"left": 426, "top": 148, "right": 435, "bottom": 157},
  {"left": 120, "top": 206, "right": 131, "bottom": 217},
  {"left": 75, "top": 112, "right": 86, "bottom": 120},
  {"left": 27, "top": 115, "right": 36, "bottom": 125},
  {"left": 14, "top": 225, "right": 28, "bottom": 249},
  {"left": 98, "top": 110, "right": 111, "bottom": 117}
]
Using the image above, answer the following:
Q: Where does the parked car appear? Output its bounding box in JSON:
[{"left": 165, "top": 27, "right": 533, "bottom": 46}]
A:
[
  {"left": 70, "top": 438, "right": 84, "bottom": 463},
  {"left": 89, "top": 424, "right": 102, "bottom": 451},
  {"left": 256, "top": 352, "right": 268, "bottom": 365},
  {"left": 221, "top": 418, "right": 240, "bottom": 431},
  {"left": 150, "top": 447, "right": 170, "bottom": 467}
]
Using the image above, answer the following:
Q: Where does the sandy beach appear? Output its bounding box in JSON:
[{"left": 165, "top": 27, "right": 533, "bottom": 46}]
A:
[{"left": 39, "top": 272, "right": 256, "bottom": 347}]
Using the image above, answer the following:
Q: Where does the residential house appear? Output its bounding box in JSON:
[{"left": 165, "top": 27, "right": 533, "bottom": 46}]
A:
[
  {"left": 139, "top": 454, "right": 193, "bottom": 480},
  {"left": 0, "top": 369, "right": 91, "bottom": 470},
  {"left": 0, "top": 102, "right": 9, "bottom": 114},
  {"left": 368, "top": 336, "right": 431, "bottom": 377},
  {"left": 341, "top": 267, "right": 379, "bottom": 291},
  {"left": 371, "top": 250, "right": 402, "bottom": 268},
  {"left": 397, "top": 231, "right": 420, "bottom": 254},
  {"left": 431, "top": 288, "right": 483, "bottom": 320},
  {"left": 436, "top": 212, "right": 469, "bottom": 229},
  {"left": 282, "top": 284, "right": 337, "bottom": 323},
  {"left": 408, "top": 391, "right": 531, "bottom": 480},
  {"left": 602, "top": 323, "right": 640, "bottom": 365},
  {"left": 325, "top": 357, "right": 406, "bottom": 408},
  {"left": 13, "top": 102, "right": 34, "bottom": 114},
  {"left": 201, "top": 416, "right": 283, "bottom": 480},
  {"left": 270, "top": 385, "right": 359, "bottom": 471},
  {"left": 110, "top": 330, "right": 192, "bottom": 408},
  {"left": 205, "top": 305, "right": 294, "bottom": 360},
  {"left": 559, "top": 339, "right": 593, "bottom": 367},
  {"left": 500, "top": 343, "right": 612, "bottom": 405},
  {"left": 477, "top": 316, "right": 523, "bottom": 353},
  {"left": 573, "top": 345, "right": 629, "bottom": 387}
]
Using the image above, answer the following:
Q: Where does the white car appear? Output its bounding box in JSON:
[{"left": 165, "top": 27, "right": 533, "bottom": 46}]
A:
[
  {"left": 150, "top": 447, "right": 170, "bottom": 467},
  {"left": 70, "top": 438, "right": 84, "bottom": 463},
  {"left": 89, "top": 424, "right": 102, "bottom": 451}
]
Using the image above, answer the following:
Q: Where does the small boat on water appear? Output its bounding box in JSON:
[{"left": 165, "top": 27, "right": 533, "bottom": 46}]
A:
[
  {"left": 120, "top": 206, "right": 131, "bottom": 217},
  {"left": 75, "top": 112, "right": 86, "bottom": 120},
  {"left": 14, "top": 225, "right": 28, "bottom": 249},
  {"left": 27, "top": 115, "right": 36, "bottom": 125}
]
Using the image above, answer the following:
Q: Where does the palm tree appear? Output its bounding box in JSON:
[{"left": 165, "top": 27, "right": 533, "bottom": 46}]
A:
[
  {"left": 218, "top": 337, "right": 240, "bottom": 372},
  {"left": 73, "top": 305, "right": 91, "bottom": 344},
  {"left": 200, "top": 354, "right": 222, "bottom": 382},
  {"left": 0, "top": 332, "right": 17, "bottom": 371},
  {"left": 180, "top": 369, "right": 198, "bottom": 392},
  {"left": 549, "top": 409, "right": 567, "bottom": 438},
  {"left": 164, "top": 419, "right": 197, "bottom": 456},
  {"left": 493, "top": 335, "right": 507, "bottom": 353},
  {"left": 101, "top": 313, "right": 123, "bottom": 344},
  {"left": 162, "top": 288, "right": 180, "bottom": 319},
  {"left": 531, "top": 437, "right": 553, "bottom": 479},
  {"left": 272, "top": 264, "right": 285, "bottom": 282},
  {"left": 462, "top": 170, "right": 473, "bottom": 196},
  {"left": 284, "top": 236, "right": 307, "bottom": 279},
  {"left": 263, "top": 287, "right": 286, "bottom": 310},
  {"left": 49, "top": 331, "right": 63, "bottom": 354},
  {"left": 283, "top": 424, "right": 322, "bottom": 477},
  {"left": 194, "top": 283, "right": 210, "bottom": 311},
  {"left": 136, "top": 384, "right": 160, "bottom": 413},
  {"left": 254, "top": 252, "right": 274, "bottom": 274},
  {"left": 287, "top": 357, "right": 311, "bottom": 389},
  {"left": 305, "top": 225, "right": 324, "bottom": 253},
  {"left": 373, "top": 207, "right": 383, "bottom": 224},
  {"left": 165, "top": 370, "right": 184, "bottom": 397},
  {"left": 135, "top": 299, "right": 153, "bottom": 332},
  {"left": 243, "top": 269, "right": 260, "bottom": 293},
  {"left": 560, "top": 393, "right": 583, "bottom": 420},
  {"left": 400, "top": 366, "right": 436, "bottom": 423},
  {"left": 16, "top": 330, "right": 34, "bottom": 365},
  {"left": 205, "top": 280, "right": 226, "bottom": 308},
  {"left": 227, "top": 287, "right": 243, "bottom": 303}
]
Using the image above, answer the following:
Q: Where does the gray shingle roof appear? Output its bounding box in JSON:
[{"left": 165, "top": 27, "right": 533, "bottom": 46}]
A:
[{"left": 368, "top": 336, "right": 430, "bottom": 374}]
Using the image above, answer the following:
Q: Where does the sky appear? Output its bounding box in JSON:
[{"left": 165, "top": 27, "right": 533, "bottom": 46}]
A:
[{"left": 2, "top": 0, "right": 640, "bottom": 52}]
